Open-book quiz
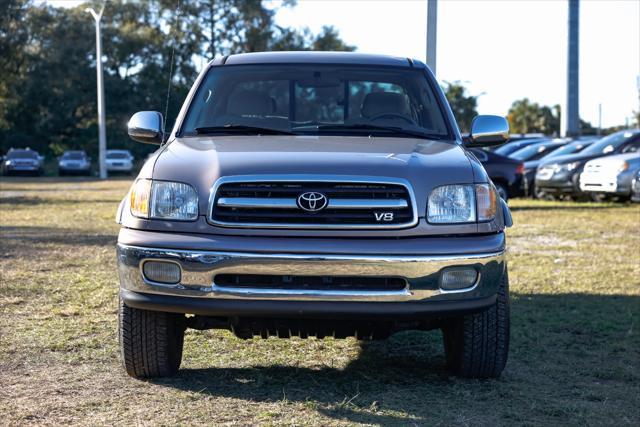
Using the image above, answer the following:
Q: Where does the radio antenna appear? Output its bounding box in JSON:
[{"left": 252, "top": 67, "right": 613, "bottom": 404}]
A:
[{"left": 163, "top": 0, "right": 181, "bottom": 139}]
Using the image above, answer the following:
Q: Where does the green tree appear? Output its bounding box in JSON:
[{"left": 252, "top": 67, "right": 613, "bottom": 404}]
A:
[
  {"left": 507, "top": 98, "right": 559, "bottom": 135},
  {"left": 0, "top": 0, "right": 354, "bottom": 160},
  {"left": 442, "top": 81, "right": 478, "bottom": 133}
]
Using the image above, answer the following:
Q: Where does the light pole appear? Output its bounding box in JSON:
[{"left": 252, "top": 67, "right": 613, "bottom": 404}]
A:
[
  {"left": 86, "top": 5, "right": 107, "bottom": 179},
  {"left": 562, "top": 0, "right": 580, "bottom": 137},
  {"left": 426, "top": 0, "right": 438, "bottom": 76}
]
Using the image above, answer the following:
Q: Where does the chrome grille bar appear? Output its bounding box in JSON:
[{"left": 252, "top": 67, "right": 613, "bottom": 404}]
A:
[
  {"left": 218, "top": 197, "right": 408, "bottom": 210},
  {"left": 218, "top": 198, "right": 297, "bottom": 209}
]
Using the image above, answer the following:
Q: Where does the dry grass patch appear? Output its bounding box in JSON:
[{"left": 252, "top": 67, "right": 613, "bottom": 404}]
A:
[{"left": 1, "top": 177, "right": 639, "bottom": 425}]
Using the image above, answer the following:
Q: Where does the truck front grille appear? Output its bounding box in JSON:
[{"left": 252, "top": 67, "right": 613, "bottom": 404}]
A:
[{"left": 209, "top": 177, "right": 416, "bottom": 229}]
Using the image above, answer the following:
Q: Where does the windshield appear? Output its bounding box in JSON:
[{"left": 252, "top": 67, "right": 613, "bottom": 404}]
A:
[
  {"left": 107, "top": 152, "right": 129, "bottom": 159},
  {"left": 181, "top": 64, "right": 450, "bottom": 139},
  {"left": 7, "top": 150, "right": 38, "bottom": 159},
  {"left": 545, "top": 141, "right": 591, "bottom": 158},
  {"left": 581, "top": 131, "right": 638, "bottom": 155},
  {"left": 494, "top": 139, "right": 546, "bottom": 156},
  {"left": 62, "top": 151, "right": 85, "bottom": 160},
  {"left": 512, "top": 143, "right": 561, "bottom": 161}
]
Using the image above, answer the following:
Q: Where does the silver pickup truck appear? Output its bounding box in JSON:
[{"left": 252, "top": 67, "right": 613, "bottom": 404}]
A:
[{"left": 116, "top": 52, "right": 513, "bottom": 379}]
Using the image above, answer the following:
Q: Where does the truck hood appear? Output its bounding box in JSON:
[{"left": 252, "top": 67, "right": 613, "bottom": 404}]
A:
[{"left": 151, "top": 135, "right": 475, "bottom": 214}]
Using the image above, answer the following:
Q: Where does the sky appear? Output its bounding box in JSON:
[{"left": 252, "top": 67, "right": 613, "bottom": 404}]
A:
[{"left": 47, "top": 0, "right": 640, "bottom": 127}]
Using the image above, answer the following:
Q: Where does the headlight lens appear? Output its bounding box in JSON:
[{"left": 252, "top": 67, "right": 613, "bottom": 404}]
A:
[
  {"left": 553, "top": 161, "right": 580, "bottom": 173},
  {"left": 130, "top": 179, "right": 198, "bottom": 221},
  {"left": 618, "top": 161, "right": 629, "bottom": 172},
  {"left": 151, "top": 181, "right": 198, "bottom": 220},
  {"left": 428, "top": 185, "right": 476, "bottom": 223},
  {"left": 428, "top": 184, "right": 498, "bottom": 224}
]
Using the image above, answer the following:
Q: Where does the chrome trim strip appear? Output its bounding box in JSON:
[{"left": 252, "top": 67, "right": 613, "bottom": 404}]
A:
[
  {"left": 209, "top": 284, "right": 413, "bottom": 299},
  {"left": 328, "top": 199, "right": 408, "bottom": 209},
  {"left": 218, "top": 197, "right": 297, "bottom": 209},
  {"left": 207, "top": 174, "right": 418, "bottom": 229},
  {"left": 217, "top": 197, "right": 408, "bottom": 210},
  {"left": 117, "top": 243, "right": 505, "bottom": 302}
]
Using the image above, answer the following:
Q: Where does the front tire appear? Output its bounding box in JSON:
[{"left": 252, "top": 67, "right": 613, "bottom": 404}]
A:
[
  {"left": 495, "top": 183, "right": 509, "bottom": 202},
  {"left": 442, "top": 270, "right": 510, "bottom": 378},
  {"left": 118, "top": 295, "right": 186, "bottom": 379}
]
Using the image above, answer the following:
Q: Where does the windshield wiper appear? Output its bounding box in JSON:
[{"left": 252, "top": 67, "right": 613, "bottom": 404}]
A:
[
  {"left": 195, "top": 125, "right": 294, "bottom": 135},
  {"left": 293, "top": 124, "right": 446, "bottom": 140}
]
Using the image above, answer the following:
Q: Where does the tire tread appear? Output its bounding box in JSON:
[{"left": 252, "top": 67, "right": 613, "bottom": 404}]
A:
[{"left": 118, "top": 296, "right": 185, "bottom": 378}]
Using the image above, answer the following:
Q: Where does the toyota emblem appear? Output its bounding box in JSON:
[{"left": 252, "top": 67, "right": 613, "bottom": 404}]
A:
[{"left": 297, "top": 192, "right": 328, "bottom": 212}]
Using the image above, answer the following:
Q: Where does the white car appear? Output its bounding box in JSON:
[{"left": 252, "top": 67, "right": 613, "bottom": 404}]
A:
[
  {"left": 579, "top": 152, "right": 640, "bottom": 199},
  {"left": 106, "top": 150, "right": 134, "bottom": 173}
]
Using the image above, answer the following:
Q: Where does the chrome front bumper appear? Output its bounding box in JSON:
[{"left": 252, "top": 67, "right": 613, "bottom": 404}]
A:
[{"left": 117, "top": 243, "right": 505, "bottom": 303}]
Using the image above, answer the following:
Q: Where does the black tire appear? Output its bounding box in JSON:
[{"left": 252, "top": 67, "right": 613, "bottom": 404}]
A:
[
  {"left": 494, "top": 183, "right": 509, "bottom": 202},
  {"left": 442, "top": 270, "right": 510, "bottom": 378},
  {"left": 118, "top": 295, "right": 186, "bottom": 379}
]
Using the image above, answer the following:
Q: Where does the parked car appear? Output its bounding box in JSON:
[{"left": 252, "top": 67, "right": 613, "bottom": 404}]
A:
[
  {"left": 631, "top": 170, "right": 640, "bottom": 202},
  {"left": 2, "top": 148, "right": 43, "bottom": 176},
  {"left": 493, "top": 137, "right": 549, "bottom": 157},
  {"left": 116, "top": 51, "right": 513, "bottom": 379},
  {"left": 106, "top": 149, "right": 134, "bottom": 173},
  {"left": 521, "top": 138, "right": 596, "bottom": 197},
  {"left": 579, "top": 152, "right": 640, "bottom": 201},
  {"left": 535, "top": 129, "right": 640, "bottom": 199},
  {"left": 58, "top": 150, "right": 91, "bottom": 175},
  {"left": 469, "top": 148, "right": 523, "bottom": 200}
]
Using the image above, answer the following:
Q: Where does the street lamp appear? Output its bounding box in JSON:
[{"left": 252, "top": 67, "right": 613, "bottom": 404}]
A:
[
  {"left": 86, "top": 5, "right": 107, "bottom": 179},
  {"left": 426, "top": 0, "right": 437, "bottom": 76}
]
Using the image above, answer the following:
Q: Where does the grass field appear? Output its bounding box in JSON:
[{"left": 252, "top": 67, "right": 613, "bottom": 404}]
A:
[{"left": 1, "top": 177, "right": 639, "bottom": 426}]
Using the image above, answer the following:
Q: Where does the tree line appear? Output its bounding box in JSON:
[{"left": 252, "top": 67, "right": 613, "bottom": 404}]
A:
[
  {"left": 0, "top": 0, "right": 354, "bottom": 159},
  {"left": 442, "top": 82, "right": 612, "bottom": 136},
  {"left": 2, "top": 0, "right": 625, "bottom": 161}
]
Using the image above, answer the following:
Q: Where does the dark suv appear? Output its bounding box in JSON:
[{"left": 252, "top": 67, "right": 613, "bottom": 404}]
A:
[{"left": 117, "top": 52, "right": 513, "bottom": 379}]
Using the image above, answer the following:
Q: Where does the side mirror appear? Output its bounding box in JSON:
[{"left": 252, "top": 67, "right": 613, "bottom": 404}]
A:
[
  {"left": 466, "top": 115, "right": 509, "bottom": 147},
  {"left": 127, "top": 111, "right": 163, "bottom": 145}
]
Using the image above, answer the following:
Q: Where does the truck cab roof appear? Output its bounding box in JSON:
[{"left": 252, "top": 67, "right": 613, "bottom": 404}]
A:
[{"left": 214, "top": 51, "right": 425, "bottom": 68}]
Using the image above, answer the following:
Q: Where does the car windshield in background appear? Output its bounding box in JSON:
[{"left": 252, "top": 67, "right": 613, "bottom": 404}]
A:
[
  {"left": 107, "top": 152, "right": 129, "bottom": 159},
  {"left": 7, "top": 150, "right": 38, "bottom": 159},
  {"left": 181, "top": 64, "right": 450, "bottom": 139},
  {"left": 581, "top": 131, "right": 638, "bottom": 155},
  {"left": 63, "top": 152, "right": 85, "bottom": 160},
  {"left": 511, "top": 143, "right": 561, "bottom": 161},
  {"left": 545, "top": 140, "right": 592, "bottom": 158}
]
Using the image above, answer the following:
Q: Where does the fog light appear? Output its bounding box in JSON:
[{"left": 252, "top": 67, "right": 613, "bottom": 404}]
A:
[
  {"left": 142, "top": 261, "right": 181, "bottom": 284},
  {"left": 440, "top": 268, "right": 478, "bottom": 291}
]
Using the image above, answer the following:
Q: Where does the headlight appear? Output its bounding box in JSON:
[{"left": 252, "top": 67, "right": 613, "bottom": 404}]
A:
[
  {"left": 428, "top": 185, "right": 476, "bottom": 223},
  {"left": 130, "top": 179, "right": 199, "bottom": 221},
  {"left": 5, "top": 160, "right": 13, "bottom": 166},
  {"left": 553, "top": 161, "right": 580, "bottom": 173},
  {"left": 428, "top": 184, "right": 497, "bottom": 224},
  {"left": 617, "top": 161, "right": 629, "bottom": 172}
]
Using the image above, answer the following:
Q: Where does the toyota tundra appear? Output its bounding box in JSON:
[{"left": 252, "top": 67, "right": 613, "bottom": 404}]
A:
[{"left": 116, "top": 52, "right": 513, "bottom": 379}]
